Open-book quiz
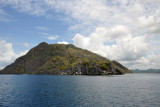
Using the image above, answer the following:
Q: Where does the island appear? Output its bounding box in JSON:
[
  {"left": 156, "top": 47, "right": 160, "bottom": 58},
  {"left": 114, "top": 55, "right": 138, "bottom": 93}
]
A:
[
  {"left": 0, "top": 42, "right": 131, "bottom": 75},
  {"left": 131, "top": 69, "right": 160, "bottom": 73}
]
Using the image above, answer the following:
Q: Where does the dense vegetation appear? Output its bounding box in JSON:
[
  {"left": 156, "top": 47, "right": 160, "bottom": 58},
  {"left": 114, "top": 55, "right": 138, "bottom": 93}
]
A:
[{"left": 0, "top": 42, "right": 131, "bottom": 75}]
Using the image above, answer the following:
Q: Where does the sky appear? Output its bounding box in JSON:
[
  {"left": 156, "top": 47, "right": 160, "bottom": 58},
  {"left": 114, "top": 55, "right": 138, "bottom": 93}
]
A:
[{"left": 0, "top": 0, "right": 160, "bottom": 70}]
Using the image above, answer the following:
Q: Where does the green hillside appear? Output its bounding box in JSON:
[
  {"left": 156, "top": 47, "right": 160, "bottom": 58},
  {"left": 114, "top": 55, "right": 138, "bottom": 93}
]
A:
[{"left": 0, "top": 42, "right": 131, "bottom": 75}]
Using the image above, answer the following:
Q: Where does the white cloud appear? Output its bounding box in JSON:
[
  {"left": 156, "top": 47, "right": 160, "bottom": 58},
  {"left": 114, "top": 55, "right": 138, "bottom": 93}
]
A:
[
  {"left": 24, "top": 42, "right": 29, "bottom": 47},
  {"left": 45, "top": 0, "right": 160, "bottom": 36},
  {"left": 0, "top": 40, "right": 28, "bottom": 69},
  {"left": 47, "top": 36, "right": 58, "bottom": 40},
  {"left": 138, "top": 15, "right": 160, "bottom": 34},
  {"left": 40, "top": 32, "right": 59, "bottom": 40},
  {"left": 57, "top": 41, "right": 69, "bottom": 45},
  {"left": 1, "top": 0, "right": 160, "bottom": 34},
  {"left": 0, "top": 0, "right": 48, "bottom": 16},
  {"left": 34, "top": 26, "right": 49, "bottom": 31},
  {"left": 121, "top": 54, "right": 160, "bottom": 70},
  {"left": 73, "top": 25, "right": 151, "bottom": 65}
]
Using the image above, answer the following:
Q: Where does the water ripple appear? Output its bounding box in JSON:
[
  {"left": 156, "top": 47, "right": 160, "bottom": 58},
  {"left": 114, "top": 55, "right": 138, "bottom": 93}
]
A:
[{"left": 0, "top": 74, "right": 160, "bottom": 107}]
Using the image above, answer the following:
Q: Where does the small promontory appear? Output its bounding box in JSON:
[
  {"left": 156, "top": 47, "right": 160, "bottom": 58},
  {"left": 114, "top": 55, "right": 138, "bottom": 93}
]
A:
[{"left": 0, "top": 42, "right": 131, "bottom": 75}]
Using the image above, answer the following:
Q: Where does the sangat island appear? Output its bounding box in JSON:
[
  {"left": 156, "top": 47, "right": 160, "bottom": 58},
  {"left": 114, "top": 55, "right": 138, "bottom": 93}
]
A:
[{"left": 0, "top": 42, "right": 131, "bottom": 75}]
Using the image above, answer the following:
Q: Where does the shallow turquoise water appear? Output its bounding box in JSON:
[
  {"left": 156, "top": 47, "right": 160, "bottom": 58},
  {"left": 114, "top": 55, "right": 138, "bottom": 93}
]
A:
[{"left": 0, "top": 73, "right": 160, "bottom": 107}]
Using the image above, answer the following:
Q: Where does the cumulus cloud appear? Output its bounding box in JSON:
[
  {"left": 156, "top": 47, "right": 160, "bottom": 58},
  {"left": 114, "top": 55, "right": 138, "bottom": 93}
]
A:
[
  {"left": 73, "top": 25, "right": 160, "bottom": 70},
  {"left": 44, "top": 0, "right": 160, "bottom": 34},
  {"left": 0, "top": 40, "right": 28, "bottom": 69},
  {"left": 57, "top": 41, "right": 69, "bottom": 45},
  {"left": 138, "top": 14, "right": 160, "bottom": 34},
  {"left": 73, "top": 25, "right": 150, "bottom": 61},
  {"left": 121, "top": 54, "right": 160, "bottom": 70}
]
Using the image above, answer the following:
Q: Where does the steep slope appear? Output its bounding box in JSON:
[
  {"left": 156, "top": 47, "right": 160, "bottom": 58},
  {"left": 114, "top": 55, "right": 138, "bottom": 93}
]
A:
[
  {"left": 0, "top": 42, "right": 131, "bottom": 75},
  {"left": 112, "top": 60, "right": 131, "bottom": 74}
]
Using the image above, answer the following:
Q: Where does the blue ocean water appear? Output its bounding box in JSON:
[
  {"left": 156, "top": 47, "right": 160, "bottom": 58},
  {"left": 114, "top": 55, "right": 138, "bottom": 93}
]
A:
[{"left": 0, "top": 74, "right": 160, "bottom": 107}]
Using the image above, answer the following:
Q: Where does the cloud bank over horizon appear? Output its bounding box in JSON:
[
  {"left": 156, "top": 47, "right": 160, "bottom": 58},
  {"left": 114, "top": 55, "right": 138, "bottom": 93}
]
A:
[{"left": 0, "top": 0, "right": 160, "bottom": 69}]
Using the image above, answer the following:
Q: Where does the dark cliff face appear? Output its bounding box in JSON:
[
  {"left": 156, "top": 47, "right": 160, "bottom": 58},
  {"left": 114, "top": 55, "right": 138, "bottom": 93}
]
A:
[{"left": 0, "top": 42, "right": 132, "bottom": 75}]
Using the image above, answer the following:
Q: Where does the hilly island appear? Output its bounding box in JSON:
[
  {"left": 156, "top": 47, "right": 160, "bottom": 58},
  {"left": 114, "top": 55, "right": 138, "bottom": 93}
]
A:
[{"left": 0, "top": 42, "right": 131, "bottom": 75}]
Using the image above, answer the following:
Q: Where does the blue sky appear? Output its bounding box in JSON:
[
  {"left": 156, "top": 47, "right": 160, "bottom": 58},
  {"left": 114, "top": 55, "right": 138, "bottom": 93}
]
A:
[
  {"left": 0, "top": 5, "right": 73, "bottom": 53},
  {"left": 0, "top": 0, "right": 160, "bottom": 70}
]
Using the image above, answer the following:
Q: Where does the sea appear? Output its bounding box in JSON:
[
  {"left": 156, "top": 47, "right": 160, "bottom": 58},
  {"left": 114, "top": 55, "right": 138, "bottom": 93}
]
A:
[{"left": 0, "top": 73, "right": 160, "bottom": 107}]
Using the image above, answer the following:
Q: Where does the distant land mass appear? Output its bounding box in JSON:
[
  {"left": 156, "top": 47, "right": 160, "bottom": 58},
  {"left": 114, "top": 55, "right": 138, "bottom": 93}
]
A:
[
  {"left": 0, "top": 42, "right": 131, "bottom": 75},
  {"left": 132, "top": 69, "right": 160, "bottom": 73}
]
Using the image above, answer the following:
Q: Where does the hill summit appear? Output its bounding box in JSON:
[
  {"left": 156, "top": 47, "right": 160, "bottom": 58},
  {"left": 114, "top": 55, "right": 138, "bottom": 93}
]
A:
[{"left": 0, "top": 42, "right": 131, "bottom": 75}]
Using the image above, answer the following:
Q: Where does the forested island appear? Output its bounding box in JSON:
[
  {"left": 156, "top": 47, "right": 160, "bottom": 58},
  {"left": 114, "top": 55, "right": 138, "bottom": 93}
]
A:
[{"left": 0, "top": 42, "right": 131, "bottom": 75}]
